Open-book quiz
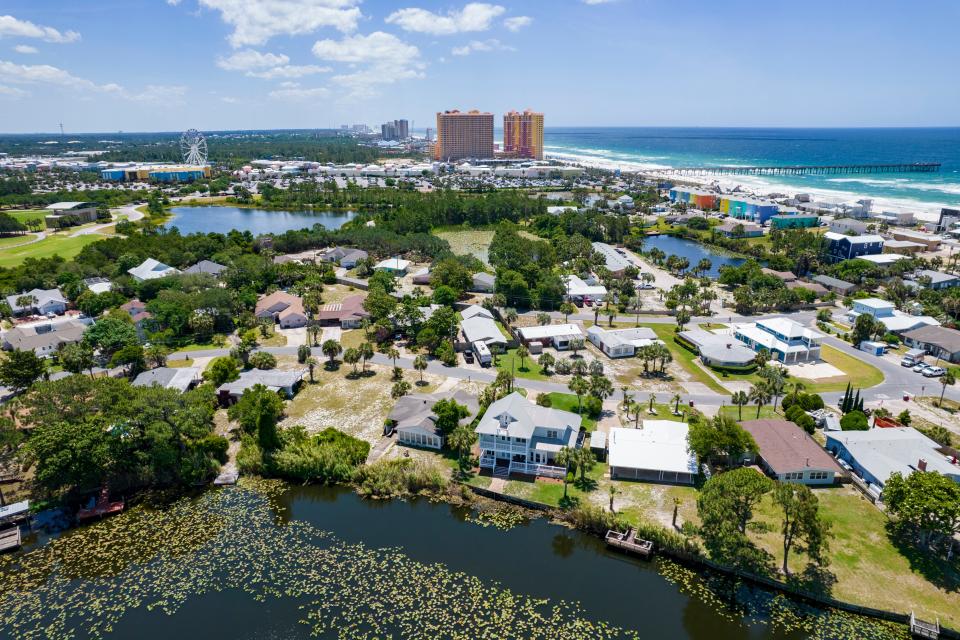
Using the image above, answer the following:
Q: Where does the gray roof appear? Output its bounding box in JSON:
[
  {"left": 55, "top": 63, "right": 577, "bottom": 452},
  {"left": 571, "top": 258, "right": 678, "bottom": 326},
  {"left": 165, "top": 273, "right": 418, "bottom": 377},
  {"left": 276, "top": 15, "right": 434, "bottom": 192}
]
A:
[
  {"left": 3, "top": 319, "right": 86, "bottom": 351},
  {"left": 217, "top": 369, "right": 305, "bottom": 395},
  {"left": 812, "top": 275, "right": 855, "bottom": 290},
  {"left": 461, "top": 316, "right": 507, "bottom": 345},
  {"left": 902, "top": 325, "right": 960, "bottom": 354},
  {"left": 132, "top": 366, "right": 202, "bottom": 392},
  {"left": 475, "top": 392, "right": 581, "bottom": 440},
  {"left": 184, "top": 260, "right": 227, "bottom": 276},
  {"left": 461, "top": 304, "right": 494, "bottom": 321},
  {"left": 472, "top": 272, "right": 495, "bottom": 286},
  {"left": 6, "top": 288, "right": 67, "bottom": 313},
  {"left": 587, "top": 325, "right": 658, "bottom": 348},
  {"left": 591, "top": 242, "right": 632, "bottom": 272},
  {"left": 678, "top": 329, "right": 755, "bottom": 365},
  {"left": 915, "top": 270, "right": 959, "bottom": 285},
  {"left": 827, "top": 427, "right": 959, "bottom": 486},
  {"left": 389, "top": 390, "right": 479, "bottom": 435}
]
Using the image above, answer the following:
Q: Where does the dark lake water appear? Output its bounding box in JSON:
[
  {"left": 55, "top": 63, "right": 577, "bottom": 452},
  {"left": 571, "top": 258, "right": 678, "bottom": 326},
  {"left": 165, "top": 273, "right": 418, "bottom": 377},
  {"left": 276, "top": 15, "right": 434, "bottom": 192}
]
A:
[
  {"left": 0, "top": 484, "right": 906, "bottom": 640},
  {"left": 642, "top": 234, "right": 746, "bottom": 277},
  {"left": 165, "top": 206, "right": 355, "bottom": 235}
]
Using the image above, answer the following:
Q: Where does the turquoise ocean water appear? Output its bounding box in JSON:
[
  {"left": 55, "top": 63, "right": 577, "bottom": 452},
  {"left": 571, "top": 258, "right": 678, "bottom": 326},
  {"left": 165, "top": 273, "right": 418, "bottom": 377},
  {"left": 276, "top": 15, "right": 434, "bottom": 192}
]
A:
[{"left": 542, "top": 128, "right": 960, "bottom": 216}]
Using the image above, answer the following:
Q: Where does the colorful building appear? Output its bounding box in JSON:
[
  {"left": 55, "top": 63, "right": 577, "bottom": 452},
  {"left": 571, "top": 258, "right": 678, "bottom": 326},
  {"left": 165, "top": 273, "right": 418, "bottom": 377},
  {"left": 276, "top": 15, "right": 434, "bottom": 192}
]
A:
[
  {"left": 101, "top": 164, "right": 211, "bottom": 183},
  {"left": 668, "top": 187, "right": 718, "bottom": 210},
  {"left": 720, "top": 196, "right": 780, "bottom": 224},
  {"left": 434, "top": 109, "right": 494, "bottom": 161},
  {"left": 503, "top": 109, "right": 544, "bottom": 160},
  {"left": 769, "top": 214, "right": 819, "bottom": 229}
]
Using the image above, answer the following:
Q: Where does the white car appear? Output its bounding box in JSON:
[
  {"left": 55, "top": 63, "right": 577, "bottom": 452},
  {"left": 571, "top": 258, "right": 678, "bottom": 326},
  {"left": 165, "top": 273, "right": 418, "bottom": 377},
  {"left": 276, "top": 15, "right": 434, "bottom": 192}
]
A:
[
  {"left": 922, "top": 366, "right": 946, "bottom": 377},
  {"left": 912, "top": 363, "right": 928, "bottom": 373}
]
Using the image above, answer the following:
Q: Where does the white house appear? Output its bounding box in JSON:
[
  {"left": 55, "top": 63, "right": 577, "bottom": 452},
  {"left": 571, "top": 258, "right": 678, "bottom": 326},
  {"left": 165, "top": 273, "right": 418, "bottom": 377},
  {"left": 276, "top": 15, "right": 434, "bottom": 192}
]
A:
[
  {"left": 470, "top": 272, "right": 496, "bottom": 293},
  {"left": 6, "top": 288, "right": 67, "bottom": 316},
  {"left": 846, "top": 298, "right": 940, "bottom": 335},
  {"left": 476, "top": 392, "right": 582, "bottom": 477},
  {"left": 128, "top": 258, "right": 180, "bottom": 282},
  {"left": 374, "top": 257, "right": 411, "bottom": 274},
  {"left": 586, "top": 325, "right": 660, "bottom": 358},
  {"left": 734, "top": 317, "right": 823, "bottom": 363},
  {"left": 608, "top": 422, "right": 698, "bottom": 484},
  {"left": 517, "top": 324, "right": 583, "bottom": 350},
  {"left": 563, "top": 275, "right": 607, "bottom": 303}
]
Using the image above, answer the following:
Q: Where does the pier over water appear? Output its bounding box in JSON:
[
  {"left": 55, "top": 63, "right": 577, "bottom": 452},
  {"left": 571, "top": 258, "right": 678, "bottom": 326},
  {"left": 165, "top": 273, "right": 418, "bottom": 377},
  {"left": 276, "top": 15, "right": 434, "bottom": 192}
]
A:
[{"left": 660, "top": 162, "right": 941, "bottom": 176}]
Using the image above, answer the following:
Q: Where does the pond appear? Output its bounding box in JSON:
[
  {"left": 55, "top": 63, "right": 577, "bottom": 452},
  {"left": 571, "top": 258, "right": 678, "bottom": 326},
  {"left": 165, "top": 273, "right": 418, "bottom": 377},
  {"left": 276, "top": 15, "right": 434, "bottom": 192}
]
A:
[
  {"left": 164, "top": 206, "right": 355, "bottom": 235},
  {"left": 642, "top": 234, "right": 746, "bottom": 277},
  {"left": 0, "top": 482, "right": 908, "bottom": 640}
]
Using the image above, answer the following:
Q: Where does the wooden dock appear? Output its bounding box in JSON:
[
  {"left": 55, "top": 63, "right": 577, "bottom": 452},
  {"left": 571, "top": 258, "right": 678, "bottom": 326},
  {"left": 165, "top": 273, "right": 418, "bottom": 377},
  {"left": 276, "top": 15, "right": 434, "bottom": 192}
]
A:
[
  {"left": 77, "top": 488, "right": 124, "bottom": 523},
  {"left": 659, "top": 162, "right": 941, "bottom": 177},
  {"left": 605, "top": 528, "right": 654, "bottom": 558},
  {"left": 910, "top": 612, "right": 940, "bottom": 639},
  {"left": 0, "top": 527, "right": 21, "bottom": 553}
]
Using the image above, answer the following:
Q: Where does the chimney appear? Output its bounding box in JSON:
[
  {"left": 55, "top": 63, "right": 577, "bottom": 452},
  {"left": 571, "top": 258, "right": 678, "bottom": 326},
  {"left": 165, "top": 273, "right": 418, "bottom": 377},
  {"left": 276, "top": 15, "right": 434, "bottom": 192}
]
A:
[
  {"left": 805, "top": 457, "right": 810, "bottom": 467},
  {"left": 918, "top": 459, "right": 927, "bottom": 472}
]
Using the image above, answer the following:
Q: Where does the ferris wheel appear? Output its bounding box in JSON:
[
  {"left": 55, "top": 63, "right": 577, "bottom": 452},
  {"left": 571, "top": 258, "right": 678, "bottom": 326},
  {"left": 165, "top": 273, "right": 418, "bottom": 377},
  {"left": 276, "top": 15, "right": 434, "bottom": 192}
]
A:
[{"left": 180, "top": 128, "right": 208, "bottom": 165}]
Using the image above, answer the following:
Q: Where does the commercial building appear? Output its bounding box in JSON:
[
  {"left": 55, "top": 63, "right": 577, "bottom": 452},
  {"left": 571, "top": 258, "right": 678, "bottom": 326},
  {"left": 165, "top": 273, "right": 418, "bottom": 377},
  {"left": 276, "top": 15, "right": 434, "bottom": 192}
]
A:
[
  {"left": 902, "top": 325, "right": 960, "bottom": 364},
  {"left": 435, "top": 110, "right": 494, "bottom": 161},
  {"left": 823, "top": 232, "right": 884, "bottom": 262},
  {"left": 44, "top": 201, "right": 98, "bottom": 228},
  {"left": 668, "top": 187, "right": 719, "bottom": 210},
  {"left": 101, "top": 164, "right": 211, "bottom": 183},
  {"left": 769, "top": 213, "right": 819, "bottom": 229},
  {"left": 733, "top": 317, "right": 823, "bottom": 363},
  {"left": 740, "top": 419, "right": 841, "bottom": 485},
  {"left": 591, "top": 242, "right": 632, "bottom": 276},
  {"left": 476, "top": 392, "right": 582, "bottom": 478},
  {"left": 845, "top": 298, "right": 939, "bottom": 335},
  {"left": 503, "top": 109, "right": 544, "bottom": 160},
  {"left": 380, "top": 119, "right": 409, "bottom": 141},
  {"left": 608, "top": 422, "right": 698, "bottom": 485},
  {"left": 889, "top": 229, "right": 942, "bottom": 251},
  {"left": 825, "top": 427, "right": 960, "bottom": 498},
  {"left": 720, "top": 196, "right": 780, "bottom": 224}
]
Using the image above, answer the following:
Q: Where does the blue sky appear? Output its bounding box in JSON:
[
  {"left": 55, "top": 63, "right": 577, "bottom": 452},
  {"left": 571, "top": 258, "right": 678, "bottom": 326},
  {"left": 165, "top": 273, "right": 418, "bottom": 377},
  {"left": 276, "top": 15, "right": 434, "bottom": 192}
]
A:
[{"left": 0, "top": 0, "right": 958, "bottom": 133}]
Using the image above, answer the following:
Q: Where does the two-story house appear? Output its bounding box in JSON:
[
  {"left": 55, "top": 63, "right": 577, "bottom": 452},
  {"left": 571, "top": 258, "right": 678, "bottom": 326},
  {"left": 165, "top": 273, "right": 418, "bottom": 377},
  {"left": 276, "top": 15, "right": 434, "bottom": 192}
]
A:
[
  {"left": 476, "top": 392, "right": 582, "bottom": 478},
  {"left": 846, "top": 297, "right": 940, "bottom": 335},
  {"left": 734, "top": 317, "right": 823, "bottom": 363},
  {"left": 823, "top": 232, "right": 884, "bottom": 263}
]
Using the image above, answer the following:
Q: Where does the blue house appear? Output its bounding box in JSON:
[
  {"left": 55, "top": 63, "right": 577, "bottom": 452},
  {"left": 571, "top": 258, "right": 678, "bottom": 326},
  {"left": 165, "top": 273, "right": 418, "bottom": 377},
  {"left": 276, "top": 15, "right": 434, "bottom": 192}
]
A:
[{"left": 823, "top": 232, "right": 884, "bottom": 263}]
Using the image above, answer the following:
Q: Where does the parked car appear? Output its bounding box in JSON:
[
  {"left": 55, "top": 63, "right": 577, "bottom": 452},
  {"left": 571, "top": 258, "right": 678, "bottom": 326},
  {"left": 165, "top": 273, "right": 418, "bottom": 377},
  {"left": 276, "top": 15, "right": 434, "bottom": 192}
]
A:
[
  {"left": 912, "top": 363, "right": 929, "bottom": 373},
  {"left": 901, "top": 357, "right": 920, "bottom": 367},
  {"left": 639, "top": 283, "right": 655, "bottom": 290},
  {"left": 463, "top": 350, "right": 474, "bottom": 364},
  {"left": 922, "top": 366, "right": 946, "bottom": 377},
  {"left": 583, "top": 297, "right": 593, "bottom": 307}
]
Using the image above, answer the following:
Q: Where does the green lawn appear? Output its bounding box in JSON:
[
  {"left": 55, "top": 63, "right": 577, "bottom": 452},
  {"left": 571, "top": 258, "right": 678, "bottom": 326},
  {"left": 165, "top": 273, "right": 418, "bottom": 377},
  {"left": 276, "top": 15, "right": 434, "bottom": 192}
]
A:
[
  {"left": 503, "top": 461, "right": 608, "bottom": 507},
  {"left": 801, "top": 344, "right": 884, "bottom": 393},
  {"left": 495, "top": 347, "right": 549, "bottom": 381},
  {"left": 4, "top": 209, "right": 47, "bottom": 225},
  {"left": 0, "top": 234, "right": 38, "bottom": 249},
  {"left": 638, "top": 323, "right": 728, "bottom": 394},
  {"left": 542, "top": 392, "right": 597, "bottom": 430},
  {"left": 718, "top": 404, "right": 783, "bottom": 422},
  {"left": 0, "top": 234, "right": 103, "bottom": 268}
]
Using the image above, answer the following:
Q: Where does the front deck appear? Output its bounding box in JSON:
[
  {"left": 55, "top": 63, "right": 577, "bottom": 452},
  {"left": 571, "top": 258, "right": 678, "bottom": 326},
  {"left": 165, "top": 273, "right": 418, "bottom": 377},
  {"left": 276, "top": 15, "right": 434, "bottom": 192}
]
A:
[
  {"left": 910, "top": 612, "right": 940, "bottom": 639},
  {"left": 605, "top": 528, "right": 654, "bottom": 558},
  {"left": 479, "top": 454, "right": 566, "bottom": 479}
]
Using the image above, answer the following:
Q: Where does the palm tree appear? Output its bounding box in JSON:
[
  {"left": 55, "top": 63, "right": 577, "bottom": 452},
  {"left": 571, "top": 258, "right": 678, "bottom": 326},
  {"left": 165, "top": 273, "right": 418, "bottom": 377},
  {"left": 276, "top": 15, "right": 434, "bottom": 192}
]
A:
[
  {"left": 385, "top": 346, "right": 400, "bottom": 369},
  {"left": 559, "top": 302, "right": 576, "bottom": 323},
  {"left": 359, "top": 342, "right": 374, "bottom": 373},
  {"left": 622, "top": 386, "right": 632, "bottom": 410},
  {"left": 633, "top": 295, "right": 643, "bottom": 326},
  {"left": 648, "top": 393, "right": 656, "bottom": 412},
  {"left": 572, "top": 448, "right": 596, "bottom": 482},
  {"left": 305, "top": 357, "right": 318, "bottom": 383},
  {"left": 939, "top": 371, "right": 956, "bottom": 407},
  {"left": 343, "top": 347, "right": 360, "bottom": 375},
  {"left": 555, "top": 447, "right": 575, "bottom": 499},
  {"left": 766, "top": 370, "right": 787, "bottom": 412},
  {"left": 413, "top": 354, "right": 428, "bottom": 384},
  {"left": 789, "top": 380, "right": 806, "bottom": 404},
  {"left": 748, "top": 382, "right": 772, "bottom": 418},
  {"left": 448, "top": 425, "right": 477, "bottom": 474},
  {"left": 504, "top": 308, "right": 518, "bottom": 327},
  {"left": 672, "top": 393, "right": 682, "bottom": 414},
  {"left": 568, "top": 375, "right": 589, "bottom": 413},
  {"left": 391, "top": 380, "right": 411, "bottom": 399},
  {"left": 604, "top": 306, "right": 617, "bottom": 327},
  {"left": 630, "top": 400, "right": 642, "bottom": 428},
  {"left": 321, "top": 339, "right": 342, "bottom": 367},
  {"left": 731, "top": 390, "right": 749, "bottom": 420},
  {"left": 538, "top": 352, "right": 555, "bottom": 374},
  {"left": 516, "top": 345, "right": 529, "bottom": 370},
  {"left": 536, "top": 312, "right": 552, "bottom": 326}
]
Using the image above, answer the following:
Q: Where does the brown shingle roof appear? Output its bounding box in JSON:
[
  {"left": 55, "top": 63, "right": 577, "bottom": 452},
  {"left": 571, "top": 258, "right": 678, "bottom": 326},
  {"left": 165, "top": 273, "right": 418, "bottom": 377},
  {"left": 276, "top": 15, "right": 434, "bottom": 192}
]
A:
[
  {"left": 902, "top": 325, "right": 960, "bottom": 355},
  {"left": 740, "top": 419, "right": 841, "bottom": 476},
  {"left": 316, "top": 294, "right": 368, "bottom": 323}
]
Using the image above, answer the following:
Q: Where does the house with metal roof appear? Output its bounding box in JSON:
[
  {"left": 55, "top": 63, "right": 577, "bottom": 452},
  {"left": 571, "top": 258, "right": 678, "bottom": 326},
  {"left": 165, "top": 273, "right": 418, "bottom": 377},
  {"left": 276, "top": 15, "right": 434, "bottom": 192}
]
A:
[
  {"left": 678, "top": 328, "right": 757, "bottom": 368},
  {"left": 6, "top": 288, "right": 67, "bottom": 316},
  {"left": 460, "top": 314, "right": 507, "bottom": 348},
  {"left": 562, "top": 274, "right": 607, "bottom": 303},
  {"left": 608, "top": 422, "right": 698, "bottom": 485},
  {"left": 476, "top": 392, "right": 582, "bottom": 478},
  {"left": 470, "top": 272, "right": 496, "bottom": 293},
  {"left": 591, "top": 242, "right": 632, "bottom": 276},
  {"left": 909, "top": 269, "right": 960, "bottom": 291},
  {"left": 586, "top": 325, "right": 660, "bottom": 358},
  {"left": 825, "top": 427, "right": 959, "bottom": 498},
  {"left": 517, "top": 323, "right": 583, "bottom": 350},
  {"left": 846, "top": 298, "right": 940, "bottom": 335},
  {"left": 733, "top": 317, "right": 823, "bottom": 363},
  {"left": 740, "top": 419, "right": 841, "bottom": 485},
  {"left": 132, "top": 366, "right": 203, "bottom": 392},
  {"left": 128, "top": 258, "right": 180, "bottom": 282}
]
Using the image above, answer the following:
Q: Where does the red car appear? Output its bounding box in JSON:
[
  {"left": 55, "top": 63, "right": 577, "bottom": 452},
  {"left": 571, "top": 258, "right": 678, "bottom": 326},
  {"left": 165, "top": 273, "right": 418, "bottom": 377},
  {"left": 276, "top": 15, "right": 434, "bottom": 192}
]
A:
[{"left": 583, "top": 297, "right": 593, "bottom": 307}]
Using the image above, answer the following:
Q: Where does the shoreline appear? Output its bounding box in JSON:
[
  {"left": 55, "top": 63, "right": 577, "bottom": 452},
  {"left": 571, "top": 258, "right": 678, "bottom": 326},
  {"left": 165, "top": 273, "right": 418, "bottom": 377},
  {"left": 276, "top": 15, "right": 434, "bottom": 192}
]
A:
[{"left": 545, "top": 147, "right": 953, "bottom": 223}]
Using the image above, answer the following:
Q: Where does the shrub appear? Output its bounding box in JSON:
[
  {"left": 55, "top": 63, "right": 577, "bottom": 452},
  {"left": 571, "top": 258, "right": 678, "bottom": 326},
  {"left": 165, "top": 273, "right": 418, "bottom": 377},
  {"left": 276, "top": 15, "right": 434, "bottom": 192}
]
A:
[
  {"left": 237, "top": 434, "right": 264, "bottom": 475},
  {"left": 565, "top": 503, "right": 629, "bottom": 535},
  {"left": 583, "top": 396, "right": 602, "bottom": 419},
  {"left": 785, "top": 404, "right": 805, "bottom": 422},
  {"left": 197, "top": 434, "right": 229, "bottom": 464},
  {"left": 536, "top": 394, "right": 552, "bottom": 408},
  {"left": 840, "top": 410, "right": 869, "bottom": 431},
  {"left": 249, "top": 351, "right": 278, "bottom": 370},
  {"left": 799, "top": 393, "right": 824, "bottom": 411},
  {"left": 354, "top": 458, "right": 447, "bottom": 498},
  {"left": 269, "top": 426, "right": 370, "bottom": 483},
  {"left": 794, "top": 413, "right": 816, "bottom": 435}
]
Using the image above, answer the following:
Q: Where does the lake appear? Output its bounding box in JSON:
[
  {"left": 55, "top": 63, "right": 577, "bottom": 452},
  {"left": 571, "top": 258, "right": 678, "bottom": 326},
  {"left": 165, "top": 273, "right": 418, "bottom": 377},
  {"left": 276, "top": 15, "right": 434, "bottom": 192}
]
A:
[
  {"left": 0, "top": 483, "right": 906, "bottom": 640},
  {"left": 164, "top": 206, "right": 355, "bottom": 235},
  {"left": 642, "top": 234, "right": 746, "bottom": 277}
]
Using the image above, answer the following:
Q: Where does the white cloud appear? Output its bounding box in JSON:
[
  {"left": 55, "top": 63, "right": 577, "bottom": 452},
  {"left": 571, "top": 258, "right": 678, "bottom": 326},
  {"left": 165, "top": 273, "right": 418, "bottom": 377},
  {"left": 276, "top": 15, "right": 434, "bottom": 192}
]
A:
[
  {"left": 268, "top": 85, "right": 330, "bottom": 101},
  {"left": 503, "top": 16, "right": 531, "bottom": 31},
  {"left": 248, "top": 64, "right": 330, "bottom": 79},
  {"left": 199, "top": 0, "right": 362, "bottom": 47},
  {"left": 0, "top": 60, "right": 184, "bottom": 104},
  {"left": 0, "top": 15, "right": 80, "bottom": 43},
  {"left": 167, "top": 0, "right": 182, "bottom": 5},
  {"left": 216, "top": 49, "right": 290, "bottom": 71},
  {"left": 582, "top": 0, "right": 617, "bottom": 4},
  {"left": 385, "top": 3, "right": 504, "bottom": 35},
  {"left": 313, "top": 31, "right": 425, "bottom": 99},
  {"left": 13, "top": 44, "right": 38, "bottom": 54},
  {"left": 0, "top": 84, "right": 28, "bottom": 99},
  {"left": 451, "top": 39, "right": 514, "bottom": 56}
]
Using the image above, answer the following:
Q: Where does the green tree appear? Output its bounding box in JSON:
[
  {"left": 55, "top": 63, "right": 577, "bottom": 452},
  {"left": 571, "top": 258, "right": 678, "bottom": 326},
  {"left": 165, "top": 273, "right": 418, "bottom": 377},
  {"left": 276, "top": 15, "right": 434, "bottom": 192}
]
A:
[
  {"left": 555, "top": 446, "right": 574, "bottom": 500},
  {"left": 884, "top": 471, "right": 960, "bottom": 554},
  {"left": 145, "top": 344, "right": 170, "bottom": 368},
  {"left": 83, "top": 316, "right": 139, "bottom": 358},
  {"left": 938, "top": 370, "right": 956, "bottom": 407},
  {"left": 204, "top": 356, "right": 240, "bottom": 386},
  {"left": 697, "top": 468, "right": 774, "bottom": 569},
  {"left": 305, "top": 356, "right": 318, "bottom": 383},
  {"left": 359, "top": 342, "right": 374, "bottom": 373},
  {"left": 538, "top": 352, "right": 555, "bottom": 374},
  {"left": 297, "top": 343, "right": 311, "bottom": 364},
  {"left": 448, "top": 424, "right": 477, "bottom": 473},
  {"left": 568, "top": 375, "right": 589, "bottom": 413},
  {"left": 249, "top": 351, "right": 277, "bottom": 370},
  {"left": 322, "top": 339, "right": 342, "bottom": 367},
  {"left": 0, "top": 349, "right": 46, "bottom": 391},
  {"left": 391, "top": 380, "right": 411, "bottom": 398},
  {"left": 59, "top": 342, "right": 96, "bottom": 377},
  {"left": 110, "top": 344, "right": 146, "bottom": 376},
  {"left": 572, "top": 447, "right": 596, "bottom": 482},
  {"left": 343, "top": 347, "right": 361, "bottom": 375},
  {"left": 228, "top": 384, "right": 284, "bottom": 451},
  {"left": 413, "top": 354, "right": 428, "bottom": 384},
  {"left": 773, "top": 482, "right": 831, "bottom": 576},
  {"left": 516, "top": 344, "right": 530, "bottom": 370},
  {"left": 839, "top": 410, "right": 868, "bottom": 431},
  {"left": 433, "top": 398, "right": 470, "bottom": 436},
  {"left": 731, "top": 390, "right": 749, "bottom": 421},
  {"left": 687, "top": 414, "right": 758, "bottom": 464},
  {"left": 748, "top": 382, "right": 772, "bottom": 418},
  {"left": 559, "top": 302, "right": 576, "bottom": 323},
  {"left": 589, "top": 374, "right": 613, "bottom": 400}
]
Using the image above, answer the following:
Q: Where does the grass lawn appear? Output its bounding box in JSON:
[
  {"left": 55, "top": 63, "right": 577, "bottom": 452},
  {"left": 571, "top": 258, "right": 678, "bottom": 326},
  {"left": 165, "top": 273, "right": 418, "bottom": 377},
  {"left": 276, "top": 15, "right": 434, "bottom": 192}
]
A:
[
  {"left": 718, "top": 404, "right": 783, "bottom": 422},
  {"left": 503, "top": 461, "right": 608, "bottom": 507},
  {"left": 748, "top": 487, "right": 960, "bottom": 628},
  {"left": 542, "top": 392, "right": 597, "bottom": 430},
  {"left": 433, "top": 227, "right": 495, "bottom": 264},
  {"left": 495, "top": 348, "right": 550, "bottom": 381},
  {"left": 260, "top": 332, "right": 287, "bottom": 347},
  {"left": 638, "top": 323, "right": 728, "bottom": 394},
  {"left": 0, "top": 234, "right": 103, "bottom": 268},
  {"left": 0, "top": 234, "right": 37, "bottom": 249},
  {"left": 4, "top": 209, "right": 47, "bottom": 225},
  {"left": 175, "top": 336, "right": 227, "bottom": 352},
  {"left": 799, "top": 344, "right": 884, "bottom": 393}
]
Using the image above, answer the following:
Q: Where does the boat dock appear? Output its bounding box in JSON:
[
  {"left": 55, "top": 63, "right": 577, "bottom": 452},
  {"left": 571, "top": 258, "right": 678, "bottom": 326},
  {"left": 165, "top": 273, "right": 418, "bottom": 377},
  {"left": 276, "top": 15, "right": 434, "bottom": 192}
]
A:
[
  {"left": 605, "top": 528, "right": 654, "bottom": 558},
  {"left": 659, "top": 162, "right": 941, "bottom": 176},
  {"left": 0, "top": 527, "right": 21, "bottom": 552},
  {"left": 910, "top": 612, "right": 940, "bottom": 639}
]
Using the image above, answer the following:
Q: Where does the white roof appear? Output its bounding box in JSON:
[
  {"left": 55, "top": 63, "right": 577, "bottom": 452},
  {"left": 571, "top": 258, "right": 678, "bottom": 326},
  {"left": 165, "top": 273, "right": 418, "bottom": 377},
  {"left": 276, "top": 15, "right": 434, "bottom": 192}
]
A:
[
  {"left": 756, "top": 317, "right": 822, "bottom": 341},
  {"left": 563, "top": 275, "right": 607, "bottom": 297},
  {"left": 45, "top": 201, "right": 93, "bottom": 210},
  {"left": 824, "top": 231, "right": 884, "bottom": 244},
  {"left": 858, "top": 254, "right": 906, "bottom": 265},
  {"left": 876, "top": 313, "right": 940, "bottom": 333},
  {"left": 518, "top": 323, "right": 583, "bottom": 341},
  {"left": 128, "top": 258, "right": 179, "bottom": 281},
  {"left": 374, "top": 257, "right": 411, "bottom": 271},
  {"left": 608, "top": 423, "right": 698, "bottom": 475},
  {"left": 461, "top": 304, "right": 494, "bottom": 321},
  {"left": 856, "top": 298, "right": 895, "bottom": 311},
  {"left": 591, "top": 242, "right": 632, "bottom": 272},
  {"left": 461, "top": 316, "right": 506, "bottom": 345},
  {"left": 828, "top": 427, "right": 959, "bottom": 486}
]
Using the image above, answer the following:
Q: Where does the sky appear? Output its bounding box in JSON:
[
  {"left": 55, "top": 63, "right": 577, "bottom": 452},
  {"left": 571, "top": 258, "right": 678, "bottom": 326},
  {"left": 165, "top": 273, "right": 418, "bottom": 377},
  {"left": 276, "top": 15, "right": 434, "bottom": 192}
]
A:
[{"left": 0, "top": 0, "right": 958, "bottom": 133}]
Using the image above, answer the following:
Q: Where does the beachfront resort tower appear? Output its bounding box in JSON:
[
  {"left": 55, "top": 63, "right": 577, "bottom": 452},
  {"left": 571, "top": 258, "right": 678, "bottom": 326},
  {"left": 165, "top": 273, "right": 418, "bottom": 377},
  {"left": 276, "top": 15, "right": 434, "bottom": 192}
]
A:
[
  {"left": 503, "top": 109, "right": 544, "bottom": 160},
  {"left": 435, "top": 109, "right": 494, "bottom": 161}
]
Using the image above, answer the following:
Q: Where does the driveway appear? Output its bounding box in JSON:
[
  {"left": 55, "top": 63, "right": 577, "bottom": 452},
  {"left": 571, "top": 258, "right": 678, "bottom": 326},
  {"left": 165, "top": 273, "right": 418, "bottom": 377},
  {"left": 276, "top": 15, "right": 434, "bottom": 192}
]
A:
[{"left": 279, "top": 326, "right": 307, "bottom": 347}]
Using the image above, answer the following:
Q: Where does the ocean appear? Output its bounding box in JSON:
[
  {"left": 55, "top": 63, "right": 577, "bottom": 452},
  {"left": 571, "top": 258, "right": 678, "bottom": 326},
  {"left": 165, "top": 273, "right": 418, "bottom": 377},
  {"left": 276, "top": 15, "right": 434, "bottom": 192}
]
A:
[{"left": 542, "top": 127, "right": 960, "bottom": 219}]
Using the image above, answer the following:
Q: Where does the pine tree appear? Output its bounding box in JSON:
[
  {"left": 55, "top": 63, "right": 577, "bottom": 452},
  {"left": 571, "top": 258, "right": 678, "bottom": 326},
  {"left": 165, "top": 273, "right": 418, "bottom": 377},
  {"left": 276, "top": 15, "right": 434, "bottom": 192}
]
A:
[
  {"left": 840, "top": 383, "right": 851, "bottom": 413},
  {"left": 853, "top": 389, "right": 861, "bottom": 413}
]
